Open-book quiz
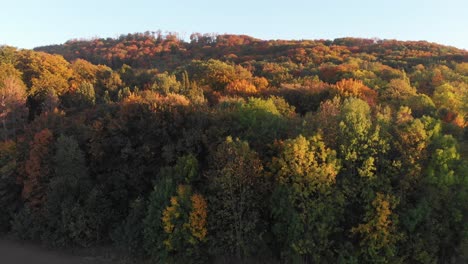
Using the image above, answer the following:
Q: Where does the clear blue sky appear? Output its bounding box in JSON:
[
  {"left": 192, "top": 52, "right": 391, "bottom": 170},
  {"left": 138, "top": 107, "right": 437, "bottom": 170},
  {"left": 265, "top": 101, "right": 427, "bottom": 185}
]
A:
[{"left": 2, "top": 0, "right": 467, "bottom": 50}]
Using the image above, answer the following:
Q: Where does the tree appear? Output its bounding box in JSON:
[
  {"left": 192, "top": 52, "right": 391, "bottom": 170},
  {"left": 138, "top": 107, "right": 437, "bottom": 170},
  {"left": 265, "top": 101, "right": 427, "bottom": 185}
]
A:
[
  {"left": 151, "top": 72, "right": 181, "bottom": 95},
  {"left": 399, "top": 133, "right": 468, "bottom": 263},
  {"left": 0, "top": 63, "right": 28, "bottom": 140},
  {"left": 16, "top": 50, "right": 72, "bottom": 96},
  {"left": 271, "top": 134, "right": 342, "bottom": 262},
  {"left": 0, "top": 46, "right": 17, "bottom": 64},
  {"left": 185, "top": 59, "right": 251, "bottom": 91},
  {"left": 351, "top": 193, "right": 401, "bottom": 263},
  {"left": 161, "top": 185, "right": 208, "bottom": 262},
  {"left": 0, "top": 140, "right": 20, "bottom": 232},
  {"left": 179, "top": 70, "right": 205, "bottom": 104},
  {"left": 393, "top": 115, "right": 433, "bottom": 193},
  {"left": 111, "top": 197, "right": 147, "bottom": 257},
  {"left": 22, "top": 129, "right": 54, "bottom": 208},
  {"left": 144, "top": 174, "right": 177, "bottom": 261},
  {"left": 144, "top": 154, "right": 199, "bottom": 261},
  {"left": 334, "top": 78, "right": 377, "bottom": 106},
  {"left": 381, "top": 78, "right": 416, "bottom": 101},
  {"left": 338, "top": 98, "right": 387, "bottom": 181},
  {"left": 14, "top": 50, "right": 72, "bottom": 116},
  {"left": 75, "top": 81, "right": 96, "bottom": 108},
  {"left": 95, "top": 65, "right": 122, "bottom": 96},
  {"left": 70, "top": 59, "right": 98, "bottom": 89},
  {"left": 225, "top": 79, "right": 257, "bottom": 95},
  {"left": 42, "top": 134, "right": 93, "bottom": 247},
  {"left": 403, "top": 94, "right": 436, "bottom": 118},
  {"left": 261, "top": 63, "right": 292, "bottom": 87},
  {"left": 233, "top": 97, "right": 288, "bottom": 148},
  {"left": 314, "top": 96, "right": 342, "bottom": 148},
  {"left": 205, "top": 137, "right": 266, "bottom": 260},
  {"left": 336, "top": 98, "right": 394, "bottom": 261},
  {"left": 433, "top": 82, "right": 467, "bottom": 127}
]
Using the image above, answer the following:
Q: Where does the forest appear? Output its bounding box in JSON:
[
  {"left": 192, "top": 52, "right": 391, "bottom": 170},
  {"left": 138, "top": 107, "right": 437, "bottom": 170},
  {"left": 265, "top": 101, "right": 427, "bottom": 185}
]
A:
[{"left": 1, "top": 32, "right": 467, "bottom": 263}]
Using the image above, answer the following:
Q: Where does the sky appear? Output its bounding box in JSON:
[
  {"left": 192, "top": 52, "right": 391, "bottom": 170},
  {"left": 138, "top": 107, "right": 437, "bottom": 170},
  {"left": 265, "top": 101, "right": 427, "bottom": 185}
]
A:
[{"left": 1, "top": 0, "right": 467, "bottom": 50}]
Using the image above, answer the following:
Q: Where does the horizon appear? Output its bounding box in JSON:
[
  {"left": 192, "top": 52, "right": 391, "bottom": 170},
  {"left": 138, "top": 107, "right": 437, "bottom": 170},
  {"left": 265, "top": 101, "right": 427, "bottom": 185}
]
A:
[
  {"left": 6, "top": 31, "right": 468, "bottom": 52},
  {"left": 2, "top": 0, "right": 468, "bottom": 50}
]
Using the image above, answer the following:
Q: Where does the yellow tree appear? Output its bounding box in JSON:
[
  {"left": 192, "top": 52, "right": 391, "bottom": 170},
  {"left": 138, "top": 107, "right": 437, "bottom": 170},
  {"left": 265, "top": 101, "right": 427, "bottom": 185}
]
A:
[
  {"left": 69, "top": 59, "right": 99, "bottom": 90},
  {"left": 16, "top": 50, "right": 72, "bottom": 115},
  {"left": 334, "top": 78, "right": 377, "bottom": 106},
  {"left": 225, "top": 79, "right": 257, "bottom": 95},
  {"left": 433, "top": 82, "right": 467, "bottom": 127},
  {"left": 161, "top": 185, "right": 208, "bottom": 262},
  {"left": 16, "top": 50, "right": 72, "bottom": 96},
  {"left": 271, "top": 134, "right": 342, "bottom": 262},
  {"left": 351, "top": 193, "right": 401, "bottom": 263}
]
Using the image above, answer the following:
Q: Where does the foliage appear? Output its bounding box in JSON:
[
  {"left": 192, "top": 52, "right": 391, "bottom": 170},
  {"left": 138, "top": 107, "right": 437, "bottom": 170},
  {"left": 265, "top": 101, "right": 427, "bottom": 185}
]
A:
[
  {"left": 161, "top": 185, "right": 208, "bottom": 262},
  {"left": 205, "top": 137, "right": 266, "bottom": 260},
  {"left": 111, "top": 197, "right": 147, "bottom": 257},
  {"left": 41, "top": 134, "right": 94, "bottom": 247},
  {"left": 351, "top": 193, "right": 401, "bottom": 262},
  {"left": 143, "top": 154, "right": 200, "bottom": 261},
  {"left": 271, "top": 134, "right": 342, "bottom": 262},
  {"left": 22, "top": 129, "right": 54, "bottom": 208},
  {"left": 0, "top": 63, "right": 28, "bottom": 140},
  {"left": 0, "top": 140, "right": 20, "bottom": 232},
  {"left": 0, "top": 32, "right": 467, "bottom": 262}
]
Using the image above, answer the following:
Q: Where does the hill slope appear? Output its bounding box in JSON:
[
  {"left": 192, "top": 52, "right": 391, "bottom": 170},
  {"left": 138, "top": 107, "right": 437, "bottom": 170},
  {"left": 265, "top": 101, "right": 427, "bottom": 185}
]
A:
[
  {"left": 1, "top": 32, "right": 467, "bottom": 263},
  {"left": 35, "top": 32, "right": 467, "bottom": 70}
]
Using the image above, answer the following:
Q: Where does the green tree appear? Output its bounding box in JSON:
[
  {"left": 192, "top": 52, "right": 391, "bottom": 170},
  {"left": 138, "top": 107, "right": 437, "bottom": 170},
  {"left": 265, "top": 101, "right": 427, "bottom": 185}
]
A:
[
  {"left": 76, "top": 81, "right": 96, "bottom": 107},
  {"left": 42, "top": 134, "right": 93, "bottom": 247},
  {"left": 0, "top": 140, "right": 20, "bottom": 232},
  {"left": 381, "top": 78, "right": 416, "bottom": 101},
  {"left": 0, "top": 46, "right": 17, "bottom": 64},
  {"left": 390, "top": 113, "right": 468, "bottom": 263},
  {"left": 143, "top": 154, "right": 199, "bottom": 261},
  {"left": 393, "top": 115, "right": 435, "bottom": 193},
  {"left": 232, "top": 97, "right": 289, "bottom": 148},
  {"left": 271, "top": 134, "right": 342, "bottom": 262},
  {"left": 186, "top": 59, "right": 251, "bottom": 91},
  {"left": 179, "top": 70, "right": 205, "bottom": 104},
  {"left": 336, "top": 98, "right": 396, "bottom": 261},
  {"left": 151, "top": 72, "right": 181, "bottom": 95},
  {"left": 62, "top": 81, "right": 96, "bottom": 110},
  {"left": 205, "top": 137, "right": 266, "bottom": 260},
  {"left": 351, "top": 193, "right": 401, "bottom": 263},
  {"left": 161, "top": 185, "right": 208, "bottom": 262},
  {"left": 403, "top": 94, "right": 436, "bottom": 118},
  {"left": 338, "top": 98, "right": 388, "bottom": 184},
  {"left": 433, "top": 82, "right": 467, "bottom": 126},
  {"left": 111, "top": 197, "right": 147, "bottom": 257},
  {"left": 95, "top": 65, "right": 122, "bottom": 96}
]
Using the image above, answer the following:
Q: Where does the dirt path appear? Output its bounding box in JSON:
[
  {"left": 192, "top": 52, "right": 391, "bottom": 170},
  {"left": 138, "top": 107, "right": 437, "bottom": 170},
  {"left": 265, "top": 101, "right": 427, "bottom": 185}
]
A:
[{"left": 0, "top": 239, "right": 111, "bottom": 264}]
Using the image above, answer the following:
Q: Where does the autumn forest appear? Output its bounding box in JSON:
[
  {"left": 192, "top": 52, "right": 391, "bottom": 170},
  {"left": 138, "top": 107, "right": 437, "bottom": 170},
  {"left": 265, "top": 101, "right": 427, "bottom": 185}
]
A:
[{"left": 1, "top": 32, "right": 467, "bottom": 263}]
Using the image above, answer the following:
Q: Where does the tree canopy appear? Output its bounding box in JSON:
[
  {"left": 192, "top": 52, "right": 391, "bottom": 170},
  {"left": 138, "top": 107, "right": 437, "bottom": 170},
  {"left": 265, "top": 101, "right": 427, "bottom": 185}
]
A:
[{"left": 1, "top": 33, "right": 467, "bottom": 263}]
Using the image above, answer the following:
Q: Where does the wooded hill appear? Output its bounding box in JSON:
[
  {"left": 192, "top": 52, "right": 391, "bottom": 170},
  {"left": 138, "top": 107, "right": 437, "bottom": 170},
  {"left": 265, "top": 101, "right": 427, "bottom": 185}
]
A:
[{"left": 1, "top": 32, "right": 467, "bottom": 263}]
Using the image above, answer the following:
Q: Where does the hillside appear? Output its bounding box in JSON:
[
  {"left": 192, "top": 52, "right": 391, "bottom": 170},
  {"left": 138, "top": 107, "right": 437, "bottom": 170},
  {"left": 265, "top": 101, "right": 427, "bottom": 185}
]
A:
[
  {"left": 1, "top": 32, "right": 467, "bottom": 263},
  {"left": 35, "top": 32, "right": 467, "bottom": 71}
]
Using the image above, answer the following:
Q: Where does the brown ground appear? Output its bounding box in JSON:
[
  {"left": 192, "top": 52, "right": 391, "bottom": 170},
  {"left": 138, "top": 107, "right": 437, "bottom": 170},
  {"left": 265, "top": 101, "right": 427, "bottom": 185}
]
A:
[{"left": 0, "top": 239, "right": 115, "bottom": 264}]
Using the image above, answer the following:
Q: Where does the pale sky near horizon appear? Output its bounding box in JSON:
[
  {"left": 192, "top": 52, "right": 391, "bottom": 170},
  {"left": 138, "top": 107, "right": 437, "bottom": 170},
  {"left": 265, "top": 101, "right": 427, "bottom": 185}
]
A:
[{"left": 1, "top": 0, "right": 467, "bottom": 50}]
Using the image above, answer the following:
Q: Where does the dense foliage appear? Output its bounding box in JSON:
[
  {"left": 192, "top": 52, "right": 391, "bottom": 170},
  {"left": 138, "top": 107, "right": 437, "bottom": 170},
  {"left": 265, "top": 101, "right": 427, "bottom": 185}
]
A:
[{"left": 1, "top": 32, "right": 467, "bottom": 263}]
